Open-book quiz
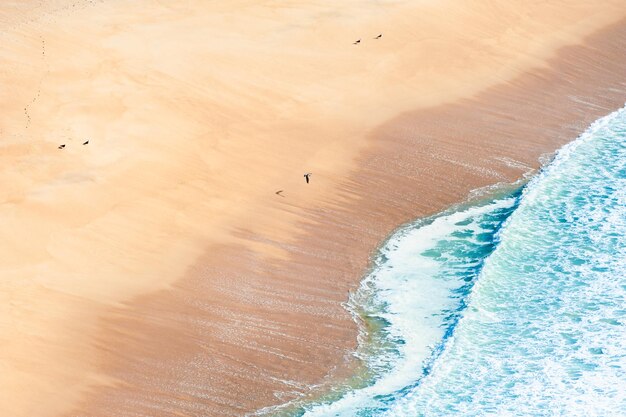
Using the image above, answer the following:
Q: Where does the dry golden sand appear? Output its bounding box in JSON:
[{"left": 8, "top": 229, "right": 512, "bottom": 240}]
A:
[{"left": 0, "top": 1, "right": 625, "bottom": 416}]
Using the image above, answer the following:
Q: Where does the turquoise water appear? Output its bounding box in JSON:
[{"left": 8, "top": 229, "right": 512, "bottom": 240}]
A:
[{"left": 272, "top": 106, "right": 626, "bottom": 416}]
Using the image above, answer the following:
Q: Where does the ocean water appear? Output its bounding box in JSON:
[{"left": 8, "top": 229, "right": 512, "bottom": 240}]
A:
[{"left": 270, "top": 106, "right": 626, "bottom": 417}]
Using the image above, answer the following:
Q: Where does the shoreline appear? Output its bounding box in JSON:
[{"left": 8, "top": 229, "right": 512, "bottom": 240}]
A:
[
  {"left": 68, "top": 18, "right": 626, "bottom": 417},
  {"left": 273, "top": 103, "right": 626, "bottom": 415},
  {"left": 311, "top": 105, "right": 626, "bottom": 416},
  {"left": 264, "top": 181, "right": 528, "bottom": 416},
  {"left": 1, "top": 2, "right": 625, "bottom": 417}
]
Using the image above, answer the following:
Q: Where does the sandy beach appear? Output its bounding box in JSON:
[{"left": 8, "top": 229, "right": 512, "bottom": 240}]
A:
[{"left": 1, "top": 1, "right": 626, "bottom": 416}]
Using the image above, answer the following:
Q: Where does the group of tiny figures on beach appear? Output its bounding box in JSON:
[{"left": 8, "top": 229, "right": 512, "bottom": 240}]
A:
[
  {"left": 353, "top": 33, "right": 382, "bottom": 45},
  {"left": 275, "top": 173, "right": 312, "bottom": 197},
  {"left": 58, "top": 140, "right": 89, "bottom": 149}
]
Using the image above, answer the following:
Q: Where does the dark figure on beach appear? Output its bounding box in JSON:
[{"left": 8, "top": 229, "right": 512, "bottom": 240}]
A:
[
  {"left": 275, "top": 190, "right": 284, "bottom": 196},
  {"left": 83, "top": 140, "right": 89, "bottom": 145},
  {"left": 353, "top": 39, "right": 361, "bottom": 45},
  {"left": 374, "top": 33, "right": 382, "bottom": 39},
  {"left": 58, "top": 144, "right": 65, "bottom": 149},
  {"left": 304, "top": 173, "right": 312, "bottom": 183}
]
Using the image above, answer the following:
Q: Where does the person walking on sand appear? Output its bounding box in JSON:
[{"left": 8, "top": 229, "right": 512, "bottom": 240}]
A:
[{"left": 304, "top": 173, "right": 312, "bottom": 183}]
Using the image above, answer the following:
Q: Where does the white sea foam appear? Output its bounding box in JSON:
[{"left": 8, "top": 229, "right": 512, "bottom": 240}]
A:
[
  {"left": 384, "top": 105, "right": 626, "bottom": 416},
  {"left": 296, "top": 195, "right": 518, "bottom": 416}
]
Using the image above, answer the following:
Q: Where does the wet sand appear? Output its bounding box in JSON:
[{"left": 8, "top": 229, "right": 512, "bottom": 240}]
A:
[{"left": 1, "top": 1, "right": 625, "bottom": 416}]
